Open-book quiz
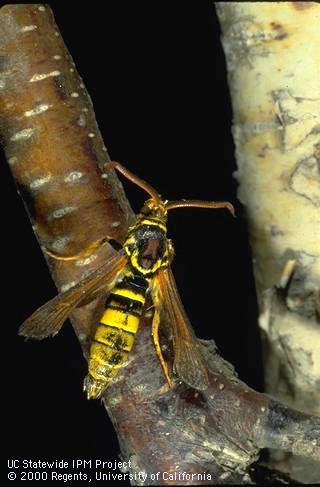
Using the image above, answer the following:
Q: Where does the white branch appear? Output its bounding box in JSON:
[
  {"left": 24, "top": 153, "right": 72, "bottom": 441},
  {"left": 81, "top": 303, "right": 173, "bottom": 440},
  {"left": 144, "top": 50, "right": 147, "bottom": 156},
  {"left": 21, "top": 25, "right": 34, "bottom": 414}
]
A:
[{"left": 216, "top": 2, "right": 320, "bottom": 483}]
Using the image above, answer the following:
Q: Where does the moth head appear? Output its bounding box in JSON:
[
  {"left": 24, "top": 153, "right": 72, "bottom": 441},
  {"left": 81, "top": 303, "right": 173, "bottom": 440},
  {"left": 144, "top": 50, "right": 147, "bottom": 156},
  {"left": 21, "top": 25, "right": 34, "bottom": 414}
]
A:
[{"left": 140, "top": 198, "right": 168, "bottom": 220}]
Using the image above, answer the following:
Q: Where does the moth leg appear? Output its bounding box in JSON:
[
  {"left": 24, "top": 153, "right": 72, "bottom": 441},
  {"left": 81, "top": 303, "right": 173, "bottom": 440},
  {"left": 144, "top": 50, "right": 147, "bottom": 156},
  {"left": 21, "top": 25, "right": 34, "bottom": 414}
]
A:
[
  {"left": 43, "top": 236, "right": 112, "bottom": 261},
  {"left": 151, "top": 309, "right": 175, "bottom": 389}
]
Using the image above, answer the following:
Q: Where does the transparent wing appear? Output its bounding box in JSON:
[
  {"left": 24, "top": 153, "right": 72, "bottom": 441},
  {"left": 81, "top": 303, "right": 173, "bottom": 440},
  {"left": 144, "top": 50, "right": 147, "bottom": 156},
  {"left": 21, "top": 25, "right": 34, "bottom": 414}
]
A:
[
  {"left": 153, "top": 268, "right": 209, "bottom": 390},
  {"left": 19, "top": 251, "right": 128, "bottom": 339}
]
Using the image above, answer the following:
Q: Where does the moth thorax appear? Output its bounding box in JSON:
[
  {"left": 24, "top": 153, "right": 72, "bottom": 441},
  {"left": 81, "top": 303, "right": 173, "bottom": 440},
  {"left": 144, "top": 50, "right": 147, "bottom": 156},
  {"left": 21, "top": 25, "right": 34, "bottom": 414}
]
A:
[{"left": 124, "top": 222, "right": 170, "bottom": 276}]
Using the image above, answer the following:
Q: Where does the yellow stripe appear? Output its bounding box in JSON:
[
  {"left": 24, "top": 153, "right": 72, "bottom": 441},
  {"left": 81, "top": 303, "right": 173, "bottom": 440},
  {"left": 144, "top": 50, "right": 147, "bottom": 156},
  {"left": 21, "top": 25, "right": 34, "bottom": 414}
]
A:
[
  {"left": 95, "top": 325, "right": 135, "bottom": 351},
  {"left": 90, "top": 343, "right": 127, "bottom": 370},
  {"left": 90, "top": 342, "right": 114, "bottom": 365},
  {"left": 100, "top": 307, "right": 139, "bottom": 333},
  {"left": 112, "top": 287, "right": 145, "bottom": 304},
  {"left": 90, "top": 353, "right": 125, "bottom": 370},
  {"left": 140, "top": 219, "right": 166, "bottom": 232},
  {"left": 90, "top": 353, "right": 112, "bottom": 367},
  {"left": 131, "top": 254, "right": 163, "bottom": 275}
]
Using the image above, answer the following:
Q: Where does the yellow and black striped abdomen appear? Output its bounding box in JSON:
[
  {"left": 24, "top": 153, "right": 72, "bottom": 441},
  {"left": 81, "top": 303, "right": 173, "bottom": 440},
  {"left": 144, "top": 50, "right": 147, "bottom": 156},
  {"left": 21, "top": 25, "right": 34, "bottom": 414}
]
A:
[{"left": 84, "top": 274, "right": 148, "bottom": 399}]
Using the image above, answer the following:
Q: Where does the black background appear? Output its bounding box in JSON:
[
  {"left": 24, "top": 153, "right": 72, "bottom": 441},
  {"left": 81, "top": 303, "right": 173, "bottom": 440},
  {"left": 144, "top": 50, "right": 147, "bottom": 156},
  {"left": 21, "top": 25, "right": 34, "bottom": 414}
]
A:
[{"left": 2, "top": 1, "right": 263, "bottom": 469}]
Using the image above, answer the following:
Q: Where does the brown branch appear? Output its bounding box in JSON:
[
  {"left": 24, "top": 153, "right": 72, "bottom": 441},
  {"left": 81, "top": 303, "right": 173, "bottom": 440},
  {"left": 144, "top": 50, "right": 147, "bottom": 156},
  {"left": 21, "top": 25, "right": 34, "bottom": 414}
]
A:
[
  {"left": 0, "top": 3, "right": 133, "bottom": 353},
  {"left": 1, "top": 4, "right": 319, "bottom": 485}
]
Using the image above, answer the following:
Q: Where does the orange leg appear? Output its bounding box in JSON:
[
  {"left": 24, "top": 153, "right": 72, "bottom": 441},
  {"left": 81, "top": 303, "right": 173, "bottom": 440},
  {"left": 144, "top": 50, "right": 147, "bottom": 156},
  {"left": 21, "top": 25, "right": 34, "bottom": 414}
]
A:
[
  {"left": 151, "top": 310, "right": 175, "bottom": 389},
  {"left": 44, "top": 236, "right": 111, "bottom": 261}
]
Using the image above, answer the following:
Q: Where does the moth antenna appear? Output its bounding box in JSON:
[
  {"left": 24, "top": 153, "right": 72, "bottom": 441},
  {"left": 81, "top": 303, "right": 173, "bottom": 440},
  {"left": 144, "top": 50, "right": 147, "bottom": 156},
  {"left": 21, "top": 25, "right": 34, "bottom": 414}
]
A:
[
  {"left": 165, "top": 199, "right": 235, "bottom": 217},
  {"left": 106, "top": 161, "right": 162, "bottom": 205}
]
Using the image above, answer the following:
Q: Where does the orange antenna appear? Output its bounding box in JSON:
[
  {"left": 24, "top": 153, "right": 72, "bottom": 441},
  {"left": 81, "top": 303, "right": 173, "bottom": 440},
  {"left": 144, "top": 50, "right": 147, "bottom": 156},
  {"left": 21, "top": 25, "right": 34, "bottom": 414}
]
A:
[
  {"left": 165, "top": 199, "right": 235, "bottom": 217},
  {"left": 106, "top": 161, "right": 162, "bottom": 205}
]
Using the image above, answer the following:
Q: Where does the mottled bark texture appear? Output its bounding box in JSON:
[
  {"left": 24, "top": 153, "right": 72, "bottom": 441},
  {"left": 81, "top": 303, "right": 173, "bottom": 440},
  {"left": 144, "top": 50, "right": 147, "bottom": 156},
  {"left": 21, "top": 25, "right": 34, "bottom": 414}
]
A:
[
  {"left": 216, "top": 2, "right": 320, "bottom": 483},
  {"left": 1, "top": 4, "right": 319, "bottom": 485}
]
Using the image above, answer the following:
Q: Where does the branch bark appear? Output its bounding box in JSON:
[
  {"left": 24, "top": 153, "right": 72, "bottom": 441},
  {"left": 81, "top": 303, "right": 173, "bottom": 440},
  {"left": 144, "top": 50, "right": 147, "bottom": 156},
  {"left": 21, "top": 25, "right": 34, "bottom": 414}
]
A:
[
  {"left": 216, "top": 2, "right": 320, "bottom": 483},
  {"left": 1, "top": 4, "right": 319, "bottom": 485},
  {"left": 0, "top": 3, "right": 133, "bottom": 354}
]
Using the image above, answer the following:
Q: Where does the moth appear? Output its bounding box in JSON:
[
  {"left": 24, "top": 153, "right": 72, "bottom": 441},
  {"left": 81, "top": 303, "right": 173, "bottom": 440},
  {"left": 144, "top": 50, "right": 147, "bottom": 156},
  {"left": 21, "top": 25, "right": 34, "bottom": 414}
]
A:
[{"left": 20, "top": 161, "right": 234, "bottom": 398}]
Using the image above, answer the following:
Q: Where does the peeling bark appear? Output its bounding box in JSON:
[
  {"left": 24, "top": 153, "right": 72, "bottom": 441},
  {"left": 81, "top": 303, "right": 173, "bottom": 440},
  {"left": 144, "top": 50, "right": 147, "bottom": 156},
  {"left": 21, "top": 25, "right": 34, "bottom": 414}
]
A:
[
  {"left": 1, "top": 4, "right": 320, "bottom": 485},
  {"left": 216, "top": 2, "right": 320, "bottom": 483}
]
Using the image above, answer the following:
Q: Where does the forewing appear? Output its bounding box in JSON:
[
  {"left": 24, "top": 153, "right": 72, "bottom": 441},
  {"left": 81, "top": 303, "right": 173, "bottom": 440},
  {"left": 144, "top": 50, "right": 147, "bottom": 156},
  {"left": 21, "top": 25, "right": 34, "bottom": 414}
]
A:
[
  {"left": 19, "top": 251, "right": 128, "bottom": 339},
  {"left": 153, "top": 268, "right": 209, "bottom": 390}
]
